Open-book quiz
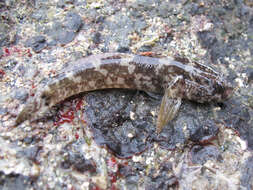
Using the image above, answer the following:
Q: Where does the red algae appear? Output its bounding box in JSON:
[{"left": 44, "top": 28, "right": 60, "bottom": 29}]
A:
[
  {"left": 54, "top": 98, "right": 83, "bottom": 126},
  {"left": 0, "top": 69, "right": 5, "bottom": 78},
  {"left": 1, "top": 46, "right": 32, "bottom": 58}
]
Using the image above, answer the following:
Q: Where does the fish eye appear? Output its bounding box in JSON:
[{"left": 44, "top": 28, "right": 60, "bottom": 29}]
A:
[{"left": 213, "top": 82, "right": 224, "bottom": 94}]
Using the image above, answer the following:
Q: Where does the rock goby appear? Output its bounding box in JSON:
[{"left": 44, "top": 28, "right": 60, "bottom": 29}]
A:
[{"left": 15, "top": 53, "right": 233, "bottom": 133}]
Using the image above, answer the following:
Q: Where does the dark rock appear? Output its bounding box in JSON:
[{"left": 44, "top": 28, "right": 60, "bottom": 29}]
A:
[
  {"left": 189, "top": 3, "right": 206, "bottom": 15},
  {"left": 18, "top": 146, "right": 41, "bottom": 162},
  {"left": 61, "top": 151, "right": 96, "bottom": 173},
  {"left": 63, "top": 12, "right": 83, "bottom": 32},
  {"left": 23, "top": 136, "right": 33, "bottom": 144},
  {"left": 134, "top": 19, "right": 147, "bottom": 32},
  {"left": 84, "top": 90, "right": 155, "bottom": 158},
  {"left": 125, "top": 175, "right": 139, "bottom": 185},
  {"left": 25, "top": 35, "right": 47, "bottom": 53},
  {"left": 0, "top": 172, "right": 34, "bottom": 190},
  {"left": 0, "top": 23, "right": 11, "bottom": 47},
  {"left": 73, "top": 156, "right": 96, "bottom": 173},
  {"left": 156, "top": 1, "right": 172, "bottom": 18},
  {"left": 160, "top": 161, "right": 173, "bottom": 172},
  {"left": 197, "top": 31, "right": 217, "bottom": 49},
  {"left": 156, "top": 114, "right": 190, "bottom": 150},
  {"left": 117, "top": 46, "right": 130, "bottom": 53},
  {"left": 246, "top": 67, "right": 253, "bottom": 83},
  {"left": 190, "top": 144, "right": 222, "bottom": 165},
  {"left": 85, "top": 9, "right": 100, "bottom": 23},
  {"left": 240, "top": 156, "right": 253, "bottom": 190},
  {"left": 45, "top": 14, "right": 81, "bottom": 46},
  {"left": 146, "top": 159, "right": 177, "bottom": 189},
  {"left": 55, "top": 30, "right": 76, "bottom": 45},
  {"left": 92, "top": 32, "right": 101, "bottom": 44},
  {"left": 95, "top": 16, "right": 105, "bottom": 23},
  {"left": 138, "top": 45, "right": 152, "bottom": 52},
  {"left": 0, "top": 1, "right": 5, "bottom": 9},
  {"left": 189, "top": 120, "right": 219, "bottom": 143},
  {"left": 147, "top": 174, "right": 178, "bottom": 190},
  {"left": 220, "top": 100, "right": 253, "bottom": 150},
  {"left": 57, "top": 0, "right": 75, "bottom": 8},
  {"left": 31, "top": 9, "right": 48, "bottom": 21},
  {"left": 4, "top": 59, "right": 18, "bottom": 70},
  {"left": 118, "top": 164, "right": 134, "bottom": 177}
]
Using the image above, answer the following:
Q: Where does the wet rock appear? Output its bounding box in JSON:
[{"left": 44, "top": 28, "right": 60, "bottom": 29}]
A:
[
  {"left": 0, "top": 23, "right": 11, "bottom": 47},
  {"left": 246, "top": 67, "right": 253, "bottom": 83},
  {"left": 61, "top": 147, "right": 96, "bottom": 173},
  {"left": 126, "top": 175, "right": 139, "bottom": 184},
  {"left": 147, "top": 168, "right": 177, "bottom": 189},
  {"left": 56, "top": 30, "right": 76, "bottom": 45},
  {"left": 147, "top": 175, "right": 178, "bottom": 190},
  {"left": 156, "top": 115, "right": 190, "bottom": 150},
  {"left": 240, "top": 156, "right": 253, "bottom": 190},
  {"left": 63, "top": 12, "right": 82, "bottom": 32},
  {"left": 45, "top": 12, "right": 82, "bottom": 45},
  {"left": 146, "top": 160, "right": 177, "bottom": 189},
  {"left": 189, "top": 120, "right": 219, "bottom": 143},
  {"left": 92, "top": 32, "right": 101, "bottom": 44},
  {"left": 125, "top": 175, "right": 139, "bottom": 189},
  {"left": 197, "top": 31, "right": 217, "bottom": 49},
  {"left": 220, "top": 100, "right": 253, "bottom": 150},
  {"left": 25, "top": 35, "right": 47, "bottom": 53},
  {"left": 118, "top": 164, "right": 134, "bottom": 178},
  {"left": 157, "top": 1, "right": 172, "bottom": 18},
  {"left": 190, "top": 144, "right": 222, "bottom": 165},
  {"left": 84, "top": 90, "right": 156, "bottom": 158}
]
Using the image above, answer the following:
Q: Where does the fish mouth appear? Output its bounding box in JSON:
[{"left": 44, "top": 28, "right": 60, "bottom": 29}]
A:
[{"left": 222, "top": 85, "right": 234, "bottom": 100}]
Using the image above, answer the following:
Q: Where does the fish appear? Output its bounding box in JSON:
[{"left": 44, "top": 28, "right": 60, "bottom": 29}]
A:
[{"left": 15, "top": 53, "right": 233, "bottom": 133}]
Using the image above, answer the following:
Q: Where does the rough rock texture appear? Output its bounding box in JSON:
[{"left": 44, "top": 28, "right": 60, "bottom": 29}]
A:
[{"left": 0, "top": 0, "right": 253, "bottom": 189}]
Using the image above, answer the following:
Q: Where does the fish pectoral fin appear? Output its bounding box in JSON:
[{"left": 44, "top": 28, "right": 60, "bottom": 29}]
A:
[
  {"left": 156, "top": 96, "right": 181, "bottom": 133},
  {"left": 156, "top": 76, "right": 184, "bottom": 133}
]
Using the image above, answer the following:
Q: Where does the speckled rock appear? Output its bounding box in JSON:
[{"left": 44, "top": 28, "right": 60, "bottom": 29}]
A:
[
  {"left": 240, "top": 156, "right": 253, "bottom": 189},
  {"left": 25, "top": 35, "right": 47, "bottom": 53},
  {"left": 0, "top": 23, "right": 11, "bottom": 47},
  {"left": 1, "top": 0, "right": 253, "bottom": 189},
  {"left": 190, "top": 145, "right": 222, "bottom": 165},
  {"left": 11, "top": 88, "right": 29, "bottom": 102},
  {"left": 44, "top": 12, "right": 82, "bottom": 46},
  {"left": 63, "top": 12, "right": 82, "bottom": 32},
  {"left": 0, "top": 172, "right": 35, "bottom": 190}
]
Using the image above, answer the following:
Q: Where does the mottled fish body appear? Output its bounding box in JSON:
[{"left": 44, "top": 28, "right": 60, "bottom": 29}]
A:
[{"left": 16, "top": 53, "right": 233, "bottom": 133}]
